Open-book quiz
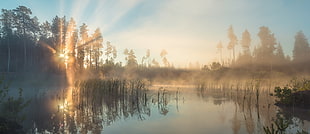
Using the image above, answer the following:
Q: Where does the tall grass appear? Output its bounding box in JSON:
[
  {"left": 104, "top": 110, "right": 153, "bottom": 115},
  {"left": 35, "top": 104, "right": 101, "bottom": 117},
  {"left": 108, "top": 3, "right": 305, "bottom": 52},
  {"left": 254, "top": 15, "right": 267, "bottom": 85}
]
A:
[{"left": 70, "top": 79, "right": 151, "bottom": 132}]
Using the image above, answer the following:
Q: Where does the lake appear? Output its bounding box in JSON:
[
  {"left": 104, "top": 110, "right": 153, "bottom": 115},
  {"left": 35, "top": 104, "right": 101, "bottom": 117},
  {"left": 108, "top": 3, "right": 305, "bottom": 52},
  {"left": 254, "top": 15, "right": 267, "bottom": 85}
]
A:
[{"left": 22, "top": 81, "right": 310, "bottom": 134}]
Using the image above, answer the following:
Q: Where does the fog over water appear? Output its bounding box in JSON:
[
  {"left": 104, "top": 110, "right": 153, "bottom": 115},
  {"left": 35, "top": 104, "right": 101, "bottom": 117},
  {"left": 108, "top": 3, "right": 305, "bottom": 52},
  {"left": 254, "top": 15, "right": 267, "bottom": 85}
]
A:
[{"left": 1, "top": 1, "right": 310, "bottom": 134}]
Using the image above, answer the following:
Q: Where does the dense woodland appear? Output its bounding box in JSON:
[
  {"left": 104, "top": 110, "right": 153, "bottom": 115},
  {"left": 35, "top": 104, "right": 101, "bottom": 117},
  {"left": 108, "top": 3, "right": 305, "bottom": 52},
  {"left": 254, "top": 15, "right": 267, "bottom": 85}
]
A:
[{"left": 1, "top": 6, "right": 310, "bottom": 84}]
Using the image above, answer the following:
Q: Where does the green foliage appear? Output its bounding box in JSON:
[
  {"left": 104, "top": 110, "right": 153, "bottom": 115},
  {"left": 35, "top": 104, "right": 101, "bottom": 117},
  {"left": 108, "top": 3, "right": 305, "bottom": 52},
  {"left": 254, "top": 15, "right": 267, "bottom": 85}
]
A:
[
  {"left": 0, "top": 77, "right": 31, "bottom": 133},
  {"left": 273, "top": 78, "right": 310, "bottom": 106},
  {"left": 0, "top": 88, "right": 31, "bottom": 122},
  {"left": 0, "top": 79, "right": 9, "bottom": 104},
  {"left": 0, "top": 117, "right": 24, "bottom": 134},
  {"left": 274, "top": 86, "right": 294, "bottom": 105}
]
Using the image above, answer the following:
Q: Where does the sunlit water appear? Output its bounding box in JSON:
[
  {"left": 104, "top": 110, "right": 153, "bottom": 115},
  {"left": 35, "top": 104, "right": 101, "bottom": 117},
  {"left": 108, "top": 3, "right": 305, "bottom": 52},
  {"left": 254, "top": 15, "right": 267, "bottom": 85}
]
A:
[{"left": 23, "top": 86, "right": 310, "bottom": 134}]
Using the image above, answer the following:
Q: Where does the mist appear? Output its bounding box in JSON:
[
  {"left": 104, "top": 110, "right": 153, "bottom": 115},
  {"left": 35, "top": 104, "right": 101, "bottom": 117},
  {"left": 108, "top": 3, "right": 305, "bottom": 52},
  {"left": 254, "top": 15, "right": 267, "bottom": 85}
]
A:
[{"left": 0, "top": 4, "right": 310, "bottom": 134}]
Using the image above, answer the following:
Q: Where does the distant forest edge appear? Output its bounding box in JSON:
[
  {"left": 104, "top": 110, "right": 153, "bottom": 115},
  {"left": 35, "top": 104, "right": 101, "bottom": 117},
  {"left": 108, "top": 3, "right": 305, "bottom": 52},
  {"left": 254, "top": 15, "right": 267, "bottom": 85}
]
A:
[{"left": 0, "top": 6, "right": 310, "bottom": 82}]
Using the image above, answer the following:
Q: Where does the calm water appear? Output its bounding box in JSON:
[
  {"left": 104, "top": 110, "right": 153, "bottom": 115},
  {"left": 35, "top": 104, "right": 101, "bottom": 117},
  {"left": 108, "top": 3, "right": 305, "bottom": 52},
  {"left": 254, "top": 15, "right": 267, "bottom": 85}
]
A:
[{"left": 23, "top": 85, "right": 310, "bottom": 134}]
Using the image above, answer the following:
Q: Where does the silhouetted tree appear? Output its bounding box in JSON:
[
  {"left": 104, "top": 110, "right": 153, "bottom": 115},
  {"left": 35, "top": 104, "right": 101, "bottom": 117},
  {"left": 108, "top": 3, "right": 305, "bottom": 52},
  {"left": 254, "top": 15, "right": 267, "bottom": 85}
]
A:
[
  {"left": 227, "top": 25, "right": 238, "bottom": 63},
  {"left": 65, "top": 18, "right": 78, "bottom": 73},
  {"left": 142, "top": 49, "right": 151, "bottom": 67},
  {"left": 210, "top": 62, "right": 222, "bottom": 71},
  {"left": 92, "top": 28, "right": 103, "bottom": 69},
  {"left": 39, "top": 21, "right": 52, "bottom": 38},
  {"left": 0, "top": 9, "right": 14, "bottom": 72},
  {"left": 235, "top": 29, "right": 252, "bottom": 67},
  {"left": 65, "top": 18, "right": 77, "bottom": 53},
  {"left": 160, "top": 49, "right": 169, "bottom": 67},
  {"left": 29, "top": 16, "right": 40, "bottom": 40},
  {"left": 51, "top": 16, "right": 65, "bottom": 53},
  {"left": 241, "top": 29, "right": 251, "bottom": 55},
  {"left": 124, "top": 49, "right": 137, "bottom": 67},
  {"left": 112, "top": 46, "right": 117, "bottom": 62},
  {"left": 13, "top": 6, "right": 32, "bottom": 70},
  {"left": 255, "top": 26, "right": 277, "bottom": 69},
  {"left": 105, "top": 41, "right": 112, "bottom": 63},
  {"left": 293, "top": 31, "right": 309, "bottom": 63},
  {"left": 151, "top": 58, "right": 159, "bottom": 67},
  {"left": 79, "top": 23, "right": 90, "bottom": 68},
  {"left": 79, "top": 23, "right": 88, "bottom": 44},
  {"left": 74, "top": 23, "right": 88, "bottom": 70},
  {"left": 275, "top": 43, "right": 285, "bottom": 62},
  {"left": 216, "top": 41, "right": 223, "bottom": 64},
  {"left": 272, "top": 43, "right": 288, "bottom": 71}
]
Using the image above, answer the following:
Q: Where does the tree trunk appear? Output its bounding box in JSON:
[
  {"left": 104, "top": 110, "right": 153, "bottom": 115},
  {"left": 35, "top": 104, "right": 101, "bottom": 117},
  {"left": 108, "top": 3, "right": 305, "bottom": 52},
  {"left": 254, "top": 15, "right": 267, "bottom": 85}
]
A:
[
  {"left": 23, "top": 16, "right": 27, "bottom": 71},
  {"left": 7, "top": 39, "right": 11, "bottom": 72},
  {"left": 233, "top": 46, "right": 235, "bottom": 63},
  {"left": 23, "top": 39, "right": 27, "bottom": 71},
  {"left": 95, "top": 48, "right": 99, "bottom": 70},
  {"left": 89, "top": 48, "right": 92, "bottom": 69}
]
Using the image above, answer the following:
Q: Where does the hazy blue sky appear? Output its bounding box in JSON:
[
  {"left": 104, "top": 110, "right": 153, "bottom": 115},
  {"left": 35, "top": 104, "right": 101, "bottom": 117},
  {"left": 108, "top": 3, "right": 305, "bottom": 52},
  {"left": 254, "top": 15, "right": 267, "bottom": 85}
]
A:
[{"left": 1, "top": 0, "right": 310, "bottom": 67}]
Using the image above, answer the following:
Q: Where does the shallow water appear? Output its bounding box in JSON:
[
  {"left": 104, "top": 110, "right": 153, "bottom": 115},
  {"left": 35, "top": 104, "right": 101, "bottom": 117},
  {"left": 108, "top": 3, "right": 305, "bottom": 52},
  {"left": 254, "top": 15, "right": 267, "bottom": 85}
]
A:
[{"left": 24, "top": 86, "right": 310, "bottom": 134}]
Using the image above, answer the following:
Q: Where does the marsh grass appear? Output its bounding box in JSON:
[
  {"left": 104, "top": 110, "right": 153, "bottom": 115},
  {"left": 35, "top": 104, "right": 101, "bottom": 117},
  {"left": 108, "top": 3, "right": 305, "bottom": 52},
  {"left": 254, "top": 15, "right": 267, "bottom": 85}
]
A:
[
  {"left": 28, "top": 78, "right": 182, "bottom": 133},
  {"left": 196, "top": 79, "right": 281, "bottom": 133},
  {"left": 61, "top": 78, "right": 153, "bottom": 132}
]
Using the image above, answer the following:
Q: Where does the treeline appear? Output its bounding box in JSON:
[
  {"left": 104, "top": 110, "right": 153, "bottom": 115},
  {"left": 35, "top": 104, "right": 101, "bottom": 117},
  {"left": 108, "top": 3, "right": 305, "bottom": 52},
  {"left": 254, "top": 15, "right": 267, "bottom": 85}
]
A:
[
  {"left": 0, "top": 6, "right": 171, "bottom": 75},
  {"left": 1, "top": 6, "right": 309, "bottom": 82},
  {"left": 212, "top": 25, "right": 310, "bottom": 74},
  {"left": 0, "top": 6, "right": 108, "bottom": 73}
]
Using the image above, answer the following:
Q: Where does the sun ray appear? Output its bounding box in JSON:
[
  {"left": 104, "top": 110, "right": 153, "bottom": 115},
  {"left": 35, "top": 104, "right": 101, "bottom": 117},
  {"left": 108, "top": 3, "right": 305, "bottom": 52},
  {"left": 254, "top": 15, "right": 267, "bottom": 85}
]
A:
[{"left": 70, "top": 0, "right": 92, "bottom": 23}]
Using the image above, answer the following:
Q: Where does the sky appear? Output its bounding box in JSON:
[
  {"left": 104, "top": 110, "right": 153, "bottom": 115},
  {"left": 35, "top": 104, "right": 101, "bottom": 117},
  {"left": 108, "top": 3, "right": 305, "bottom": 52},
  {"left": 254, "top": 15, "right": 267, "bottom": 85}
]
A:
[{"left": 1, "top": 0, "right": 310, "bottom": 67}]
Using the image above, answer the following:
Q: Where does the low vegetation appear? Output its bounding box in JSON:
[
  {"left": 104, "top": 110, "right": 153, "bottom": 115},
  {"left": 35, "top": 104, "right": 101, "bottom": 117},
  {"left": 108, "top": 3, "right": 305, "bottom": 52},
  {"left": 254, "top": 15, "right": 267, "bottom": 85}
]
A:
[
  {"left": 272, "top": 78, "right": 310, "bottom": 108},
  {"left": 0, "top": 77, "right": 30, "bottom": 134}
]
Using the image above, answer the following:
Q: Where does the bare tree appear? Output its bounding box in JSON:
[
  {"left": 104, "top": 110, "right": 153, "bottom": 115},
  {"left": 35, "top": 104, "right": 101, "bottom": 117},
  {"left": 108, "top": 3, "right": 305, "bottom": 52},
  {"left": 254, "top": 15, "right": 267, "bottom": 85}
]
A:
[{"left": 241, "top": 29, "right": 251, "bottom": 55}]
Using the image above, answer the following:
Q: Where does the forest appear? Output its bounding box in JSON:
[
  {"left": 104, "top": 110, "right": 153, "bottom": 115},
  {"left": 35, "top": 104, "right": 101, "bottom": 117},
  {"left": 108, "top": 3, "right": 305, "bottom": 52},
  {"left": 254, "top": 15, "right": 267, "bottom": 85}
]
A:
[
  {"left": 1, "top": 5, "right": 310, "bottom": 134},
  {"left": 1, "top": 6, "right": 310, "bottom": 85}
]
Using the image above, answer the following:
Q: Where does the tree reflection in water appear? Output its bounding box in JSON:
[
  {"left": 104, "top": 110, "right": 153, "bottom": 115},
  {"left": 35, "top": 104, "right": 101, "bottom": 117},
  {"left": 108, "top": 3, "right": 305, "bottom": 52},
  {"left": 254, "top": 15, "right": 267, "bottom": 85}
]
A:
[
  {"left": 196, "top": 81, "right": 310, "bottom": 134},
  {"left": 27, "top": 81, "right": 310, "bottom": 133},
  {"left": 29, "top": 79, "right": 175, "bottom": 133}
]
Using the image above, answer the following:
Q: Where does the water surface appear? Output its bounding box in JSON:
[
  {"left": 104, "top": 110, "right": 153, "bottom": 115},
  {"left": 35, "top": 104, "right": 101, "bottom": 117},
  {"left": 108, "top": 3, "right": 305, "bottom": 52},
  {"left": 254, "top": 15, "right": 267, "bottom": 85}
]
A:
[{"left": 24, "top": 85, "right": 310, "bottom": 134}]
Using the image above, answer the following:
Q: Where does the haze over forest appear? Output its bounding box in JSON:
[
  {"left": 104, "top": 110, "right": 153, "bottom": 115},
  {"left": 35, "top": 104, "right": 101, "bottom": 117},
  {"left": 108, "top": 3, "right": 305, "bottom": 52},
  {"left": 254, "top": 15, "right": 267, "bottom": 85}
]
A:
[
  {"left": 1, "top": 0, "right": 310, "bottom": 68},
  {"left": 0, "top": 5, "right": 310, "bottom": 81},
  {"left": 1, "top": 1, "right": 310, "bottom": 134}
]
